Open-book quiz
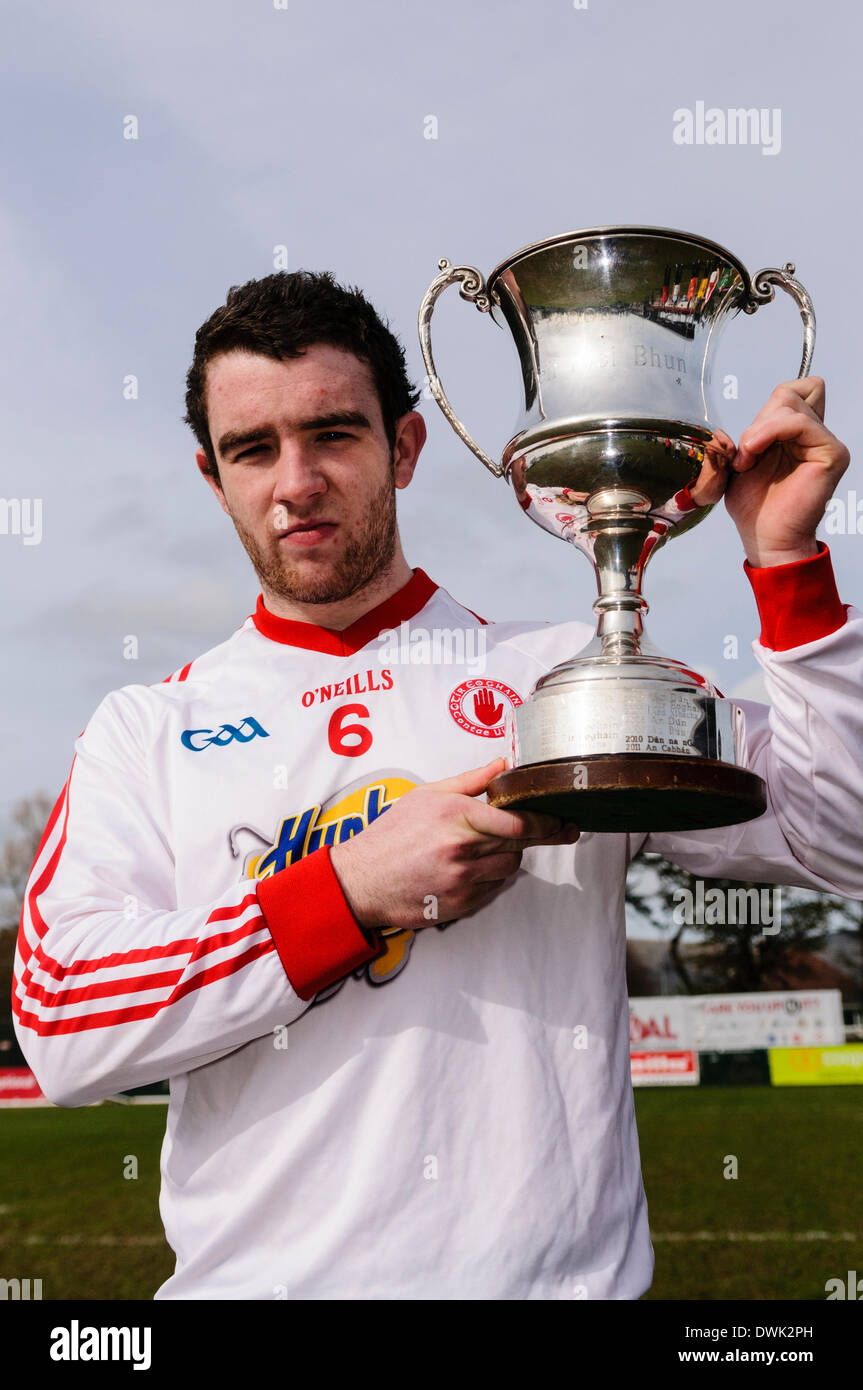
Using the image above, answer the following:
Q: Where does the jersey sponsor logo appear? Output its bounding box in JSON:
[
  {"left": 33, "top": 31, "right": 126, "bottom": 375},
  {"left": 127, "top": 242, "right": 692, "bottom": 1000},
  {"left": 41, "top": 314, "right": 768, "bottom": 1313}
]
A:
[
  {"left": 181, "top": 716, "right": 270, "bottom": 752},
  {"left": 300, "top": 669, "right": 394, "bottom": 708},
  {"left": 251, "top": 778, "right": 408, "bottom": 874},
  {"left": 229, "top": 771, "right": 435, "bottom": 992},
  {"left": 448, "top": 679, "right": 523, "bottom": 738}
]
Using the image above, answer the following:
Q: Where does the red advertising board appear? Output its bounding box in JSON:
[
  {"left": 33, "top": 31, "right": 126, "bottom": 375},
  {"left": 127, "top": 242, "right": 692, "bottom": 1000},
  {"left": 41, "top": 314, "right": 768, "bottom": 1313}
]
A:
[
  {"left": 0, "top": 1067, "right": 46, "bottom": 1102},
  {"left": 630, "top": 1050, "right": 700, "bottom": 1086}
]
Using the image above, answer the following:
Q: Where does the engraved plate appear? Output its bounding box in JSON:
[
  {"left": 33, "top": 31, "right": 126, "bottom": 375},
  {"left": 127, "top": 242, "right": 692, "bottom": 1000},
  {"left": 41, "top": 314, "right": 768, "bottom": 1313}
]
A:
[{"left": 515, "top": 684, "right": 738, "bottom": 765}]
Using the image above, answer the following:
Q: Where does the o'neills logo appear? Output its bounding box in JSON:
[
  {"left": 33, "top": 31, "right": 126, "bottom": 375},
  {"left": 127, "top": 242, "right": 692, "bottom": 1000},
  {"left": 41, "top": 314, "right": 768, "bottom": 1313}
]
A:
[{"left": 448, "top": 679, "right": 522, "bottom": 738}]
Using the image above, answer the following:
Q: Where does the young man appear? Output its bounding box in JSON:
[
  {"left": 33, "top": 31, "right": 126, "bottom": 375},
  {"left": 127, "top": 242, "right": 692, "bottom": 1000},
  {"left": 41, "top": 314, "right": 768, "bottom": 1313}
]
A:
[{"left": 13, "top": 271, "right": 863, "bottom": 1300}]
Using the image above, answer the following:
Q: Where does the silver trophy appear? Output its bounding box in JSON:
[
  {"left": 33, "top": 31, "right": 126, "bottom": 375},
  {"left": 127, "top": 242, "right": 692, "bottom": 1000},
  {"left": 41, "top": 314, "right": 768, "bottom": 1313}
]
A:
[{"left": 418, "top": 226, "right": 815, "bottom": 831}]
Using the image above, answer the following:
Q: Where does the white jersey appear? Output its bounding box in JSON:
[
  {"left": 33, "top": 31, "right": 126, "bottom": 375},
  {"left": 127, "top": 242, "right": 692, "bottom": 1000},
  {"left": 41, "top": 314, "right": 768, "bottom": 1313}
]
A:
[{"left": 13, "top": 550, "right": 863, "bottom": 1300}]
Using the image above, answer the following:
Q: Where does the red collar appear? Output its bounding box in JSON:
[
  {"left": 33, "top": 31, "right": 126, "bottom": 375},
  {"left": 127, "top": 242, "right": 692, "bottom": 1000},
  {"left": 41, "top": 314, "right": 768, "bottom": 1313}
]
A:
[{"left": 251, "top": 568, "right": 439, "bottom": 656}]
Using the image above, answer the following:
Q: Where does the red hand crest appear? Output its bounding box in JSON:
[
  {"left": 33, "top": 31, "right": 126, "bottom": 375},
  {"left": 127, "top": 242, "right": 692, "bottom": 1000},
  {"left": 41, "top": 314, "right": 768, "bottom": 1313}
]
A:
[{"left": 473, "top": 688, "right": 503, "bottom": 727}]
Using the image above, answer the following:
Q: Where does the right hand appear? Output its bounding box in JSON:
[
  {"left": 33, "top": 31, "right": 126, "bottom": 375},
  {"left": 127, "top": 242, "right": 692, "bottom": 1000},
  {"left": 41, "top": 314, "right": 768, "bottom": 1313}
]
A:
[{"left": 329, "top": 758, "right": 579, "bottom": 932}]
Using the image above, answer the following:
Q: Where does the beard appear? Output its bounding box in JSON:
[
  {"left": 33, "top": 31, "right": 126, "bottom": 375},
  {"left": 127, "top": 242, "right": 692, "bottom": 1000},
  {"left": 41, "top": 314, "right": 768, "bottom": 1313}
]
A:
[{"left": 228, "top": 465, "right": 398, "bottom": 607}]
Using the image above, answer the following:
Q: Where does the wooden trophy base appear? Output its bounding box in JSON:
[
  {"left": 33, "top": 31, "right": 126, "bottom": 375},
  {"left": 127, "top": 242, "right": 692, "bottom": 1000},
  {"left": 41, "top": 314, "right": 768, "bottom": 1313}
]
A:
[{"left": 486, "top": 754, "right": 767, "bottom": 833}]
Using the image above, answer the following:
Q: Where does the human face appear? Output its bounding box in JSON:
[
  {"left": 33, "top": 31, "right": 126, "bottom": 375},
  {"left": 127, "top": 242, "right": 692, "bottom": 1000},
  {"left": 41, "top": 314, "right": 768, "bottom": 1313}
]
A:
[{"left": 198, "top": 344, "right": 414, "bottom": 607}]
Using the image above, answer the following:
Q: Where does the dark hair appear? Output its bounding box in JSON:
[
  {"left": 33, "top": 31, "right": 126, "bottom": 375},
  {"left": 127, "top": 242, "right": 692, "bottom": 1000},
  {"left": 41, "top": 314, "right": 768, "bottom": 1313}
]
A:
[{"left": 184, "top": 270, "right": 421, "bottom": 483}]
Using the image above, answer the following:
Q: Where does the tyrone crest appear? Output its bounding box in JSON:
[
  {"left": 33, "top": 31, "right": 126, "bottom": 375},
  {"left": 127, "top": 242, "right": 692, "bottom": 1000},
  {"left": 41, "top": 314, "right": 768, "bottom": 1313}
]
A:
[{"left": 448, "top": 679, "right": 523, "bottom": 738}]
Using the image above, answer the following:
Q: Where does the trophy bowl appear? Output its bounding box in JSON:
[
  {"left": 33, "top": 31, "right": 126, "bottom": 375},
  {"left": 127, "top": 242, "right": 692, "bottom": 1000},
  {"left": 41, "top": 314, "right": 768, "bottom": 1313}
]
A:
[{"left": 419, "top": 226, "right": 815, "bottom": 832}]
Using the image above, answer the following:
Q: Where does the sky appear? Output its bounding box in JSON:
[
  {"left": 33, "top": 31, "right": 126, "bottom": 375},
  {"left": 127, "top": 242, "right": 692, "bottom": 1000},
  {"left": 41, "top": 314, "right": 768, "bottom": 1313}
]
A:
[{"left": 1, "top": 0, "right": 861, "bottom": 834}]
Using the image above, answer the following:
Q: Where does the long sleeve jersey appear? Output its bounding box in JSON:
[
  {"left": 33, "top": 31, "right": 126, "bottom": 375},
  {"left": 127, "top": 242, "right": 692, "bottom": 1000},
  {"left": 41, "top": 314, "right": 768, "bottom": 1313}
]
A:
[{"left": 12, "top": 544, "right": 863, "bottom": 1300}]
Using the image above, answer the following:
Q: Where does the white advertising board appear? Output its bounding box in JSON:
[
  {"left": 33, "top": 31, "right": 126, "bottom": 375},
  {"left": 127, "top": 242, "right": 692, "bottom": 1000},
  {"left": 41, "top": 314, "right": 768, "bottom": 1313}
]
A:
[
  {"left": 629, "top": 990, "right": 843, "bottom": 1054},
  {"left": 688, "top": 990, "right": 844, "bottom": 1051},
  {"left": 629, "top": 997, "right": 691, "bottom": 1052}
]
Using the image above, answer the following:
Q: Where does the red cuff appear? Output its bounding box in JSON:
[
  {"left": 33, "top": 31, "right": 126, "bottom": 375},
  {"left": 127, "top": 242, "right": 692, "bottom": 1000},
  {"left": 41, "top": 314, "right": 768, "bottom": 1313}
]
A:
[
  {"left": 744, "top": 541, "right": 847, "bottom": 651},
  {"left": 256, "top": 846, "right": 381, "bottom": 1001}
]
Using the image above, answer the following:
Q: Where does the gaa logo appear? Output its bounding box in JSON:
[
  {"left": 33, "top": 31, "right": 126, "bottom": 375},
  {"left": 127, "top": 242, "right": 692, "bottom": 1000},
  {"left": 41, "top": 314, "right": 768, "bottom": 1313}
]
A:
[
  {"left": 181, "top": 716, "right": 269, "bottom": 752},
  {"left": 448, "top": 679, "right": 522, "bottom": 738}
]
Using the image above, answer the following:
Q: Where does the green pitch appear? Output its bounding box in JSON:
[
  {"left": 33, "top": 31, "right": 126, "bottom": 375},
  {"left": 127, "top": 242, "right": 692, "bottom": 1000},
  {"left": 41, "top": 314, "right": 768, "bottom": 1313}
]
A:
[
  {"left": 0, "top": 1087, "right": 860, "bottom": 1300},
  {"left": 636, "top": 1086, "right": 863, "bottom": 1300}
]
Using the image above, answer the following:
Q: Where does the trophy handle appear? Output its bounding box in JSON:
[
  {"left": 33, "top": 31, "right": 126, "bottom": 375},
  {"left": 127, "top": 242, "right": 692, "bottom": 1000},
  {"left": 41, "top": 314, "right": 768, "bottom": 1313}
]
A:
[
  {"left": 744, "top": 262, "right": 816, "bottom": 379},
  {"left": 418, "top": 259, "right": 504, "bottom": 478}
]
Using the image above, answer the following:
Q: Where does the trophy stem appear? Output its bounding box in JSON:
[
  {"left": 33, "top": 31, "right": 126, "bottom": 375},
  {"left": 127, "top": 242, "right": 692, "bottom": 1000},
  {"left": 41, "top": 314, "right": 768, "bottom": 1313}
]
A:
[{"left": 586, "top": 488, "right": 653, "bottom": 659}]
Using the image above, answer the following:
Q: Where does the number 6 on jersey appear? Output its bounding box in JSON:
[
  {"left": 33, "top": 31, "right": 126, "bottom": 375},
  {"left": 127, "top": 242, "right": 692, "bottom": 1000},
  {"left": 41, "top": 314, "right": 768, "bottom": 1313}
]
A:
[{"left": 328, "top": 703, "right": 373, "bottom": 757}]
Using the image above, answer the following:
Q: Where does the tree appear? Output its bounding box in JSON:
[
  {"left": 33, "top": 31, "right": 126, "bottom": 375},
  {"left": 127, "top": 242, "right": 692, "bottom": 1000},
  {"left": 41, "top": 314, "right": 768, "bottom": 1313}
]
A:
[
  {"left": 0, "top": 792, "right": 54, "bottom": 1036},
  {"left": 0, "top": 793, "right": 55, "bottom": 926}
]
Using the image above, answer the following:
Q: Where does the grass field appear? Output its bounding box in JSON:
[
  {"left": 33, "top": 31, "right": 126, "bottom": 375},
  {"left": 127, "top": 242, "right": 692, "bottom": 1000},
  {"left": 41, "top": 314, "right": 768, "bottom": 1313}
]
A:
[{"left": 1, "top": 1087, "right": 860, "bottom": 1300}]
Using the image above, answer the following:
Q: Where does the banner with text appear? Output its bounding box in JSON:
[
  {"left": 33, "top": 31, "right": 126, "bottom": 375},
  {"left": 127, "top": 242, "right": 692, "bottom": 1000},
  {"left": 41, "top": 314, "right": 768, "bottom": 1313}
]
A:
[
  {"left": 630, "top": 1050, "right": 700, "bottom": 1086},
  {"left": 769, "top": 1044, "right": 863, "bottom": 1086},
  {"left": 629, "top": 990, "right": 843, "bottom": 1054}
]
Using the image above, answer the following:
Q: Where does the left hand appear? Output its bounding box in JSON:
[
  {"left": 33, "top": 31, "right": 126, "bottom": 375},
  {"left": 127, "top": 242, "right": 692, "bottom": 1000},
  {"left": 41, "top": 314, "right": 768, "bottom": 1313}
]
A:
[{"left": 724, "top": 377, "right": 850, "bottom": 567}]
